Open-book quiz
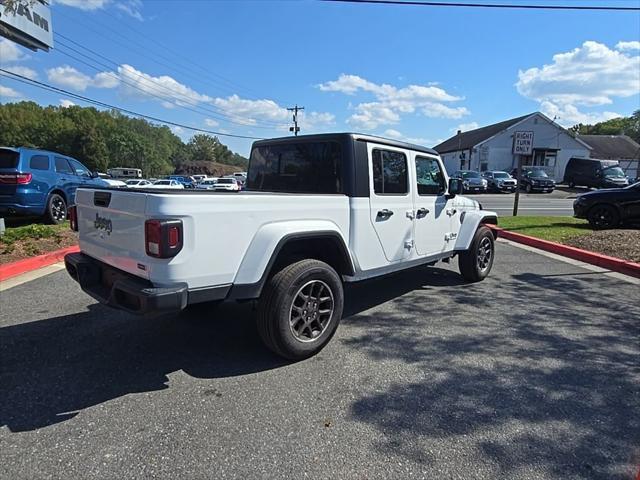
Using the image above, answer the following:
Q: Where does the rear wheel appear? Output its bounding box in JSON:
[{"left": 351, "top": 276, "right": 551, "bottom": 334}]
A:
[
  {"left": 45, "top": 193, "right": 67, "bottom": 224},
  {"left": 256, "top": 259, "right": 343, "bottom": 360},
  {"left": 458, "top": 226, "right": 494, "bottom": 282},
  {"left": 587, "top": 204, "right": 619, "bottom": 229},
  {"left": 525, "top": 184, "right": 532, "bottom": 193}
]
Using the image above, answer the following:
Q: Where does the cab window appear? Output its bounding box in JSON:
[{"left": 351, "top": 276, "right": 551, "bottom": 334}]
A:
[
  {"left": 372, "top": 149, "right": 408, "bottom": 195},
  {"left": 415, "top": 156, "right": 445, "bottom": 195}
]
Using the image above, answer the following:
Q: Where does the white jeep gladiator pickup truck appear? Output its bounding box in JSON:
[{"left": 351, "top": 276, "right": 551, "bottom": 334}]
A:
[{"left": 65, "top": 133, "right": 498, "bottom": 359}]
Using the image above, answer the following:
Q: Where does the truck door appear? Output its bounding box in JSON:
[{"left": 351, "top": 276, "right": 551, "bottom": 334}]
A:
[
  {"left": 367, "top": 144, "right": 414, "bottom": 262},
  {"left": 412, "top": 154, "right": 454, "bottom": 256}
]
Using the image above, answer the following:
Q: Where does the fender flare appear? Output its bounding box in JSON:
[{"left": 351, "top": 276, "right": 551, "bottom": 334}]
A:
[
  {"left": 229, "top": 221, "right": 354, "bottom": 300},
  {"left": 453, "top": 210, "right": 498, "bottom": 251}
]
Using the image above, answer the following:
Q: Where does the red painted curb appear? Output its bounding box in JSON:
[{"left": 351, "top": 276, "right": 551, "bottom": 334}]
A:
[
  {"left": 490, "top": 225, "right": 640, "bottom": 279},
  {"left": 0, "top": 245, "right": 79, "bottom": 282}
]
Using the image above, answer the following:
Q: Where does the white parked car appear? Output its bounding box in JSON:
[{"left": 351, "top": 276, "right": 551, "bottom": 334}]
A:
[
  {"left": 196, "top": 178, "right": 218, "bottom": 190},
  {"left": 213, "top": 178, "right": 240, "bottom": 192},
  {"left": 65, "top": 133, "right": 497, "bottom": 360},
  {"left": 147, "top": 179, "right": 184, "bottom": 189},
  {"left": 125, "top": 179, "right": 153, "bottom": 188},
  {"left": 96, "top": 178, "right": 127, "bottom": 187}
]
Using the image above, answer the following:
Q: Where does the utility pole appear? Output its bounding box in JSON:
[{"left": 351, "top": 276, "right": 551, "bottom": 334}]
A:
[{"left": 287, "top": 105, "right": 304, "bottom": 136}]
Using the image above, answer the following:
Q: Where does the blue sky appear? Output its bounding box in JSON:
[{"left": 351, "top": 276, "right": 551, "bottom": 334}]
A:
[{"left": 1, "top": 0, "right": 639, "bottom": 156}]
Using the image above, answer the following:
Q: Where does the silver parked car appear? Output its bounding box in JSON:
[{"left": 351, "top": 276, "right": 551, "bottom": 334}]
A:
[{"left": 482, "top": 171, "right": 517, "bottom": 193}]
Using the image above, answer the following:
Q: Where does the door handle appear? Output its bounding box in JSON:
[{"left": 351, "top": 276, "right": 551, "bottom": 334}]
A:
[
  {"left": 446, "top": 208, "right": 457, "bottom": 216},
  {"left": 416, "top": 207, "right": 430, "bottom": 218},
  {"left": 376, "top": 209, "right": 394, "bottom": 219}
]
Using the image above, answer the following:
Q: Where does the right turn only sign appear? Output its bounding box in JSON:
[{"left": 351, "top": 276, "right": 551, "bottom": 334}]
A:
[{"left": 513, "top": 131, "right": 534, "bottom": 155}]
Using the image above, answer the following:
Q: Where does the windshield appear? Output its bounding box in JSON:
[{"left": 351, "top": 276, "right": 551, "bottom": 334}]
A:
[
  {"left": 603, "top": 166, "right": 625, "bottom": 178},
  {"left": 217, "top": 179, "right": 234, "bottom": 184},
  {"left": 528, "top": 169, "right": 549, "bottom": 178},
  {"left": 460, "top": 171, "right": 481, "bottom": 179},
  {"left": 126, "top": 180, "right": 139, "bottom": 185},
  {"left": 494, "top": 172, "right": 510, "bottom": 179},
  {"left": 155, "top": 180, "right": 170, "bottom": 185},
  {"left": 202, "top": 180, "right": 215, "bottom": 185}
]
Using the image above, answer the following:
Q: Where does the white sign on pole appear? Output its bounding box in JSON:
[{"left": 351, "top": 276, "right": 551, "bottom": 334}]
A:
[
  {"left": 513, "top": 131, "right": 534, "bottom": 155},
  {"left": 0, "top": 0, "right": 53, "bottom": 51}
]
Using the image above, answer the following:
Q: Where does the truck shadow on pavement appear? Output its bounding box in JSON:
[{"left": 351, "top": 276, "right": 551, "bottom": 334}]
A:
[
  {"left": 0, "top": 266, "right": 462, "bottom": 433},
  {"left": 343, "top": 271, "right": 640, "bottom": 479}
]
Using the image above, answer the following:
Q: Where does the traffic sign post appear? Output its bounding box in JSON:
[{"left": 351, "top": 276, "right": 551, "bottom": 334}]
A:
[{"left": 512, "top": 131, "right": 534, "bottom": 216}]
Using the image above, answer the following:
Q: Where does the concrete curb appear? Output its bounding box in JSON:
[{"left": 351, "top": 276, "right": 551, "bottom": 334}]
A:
[
  {"left": 0, "top": 245, "right": 79, "bottom": 282},
  {"left": 489, "top": 225, "right": 640, "bottom": 279}
]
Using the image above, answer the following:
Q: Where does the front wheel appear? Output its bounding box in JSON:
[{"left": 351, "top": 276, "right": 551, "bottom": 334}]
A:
[
  {"left": 587, "top": 204, "right": 619, "bottom": 229},
  {"left": 256, "top": 259, "right": 344, "bottom": 360},
  {"left": 458, "top": 226, "right": 495, "bottom": 282},
  {"left": 525, "top": 184, "right": 532, "bottom": 193}
]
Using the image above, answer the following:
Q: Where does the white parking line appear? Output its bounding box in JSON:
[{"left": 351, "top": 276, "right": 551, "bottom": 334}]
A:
[
  {"left": 498, "top": 238, "right": 640, "bottom": 285},
  {"left": 0, "top": 263, "right": 66, "bottom": 292}
]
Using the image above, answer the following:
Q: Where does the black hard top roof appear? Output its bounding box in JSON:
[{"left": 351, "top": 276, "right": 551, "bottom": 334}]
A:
[{"left": 252, "top": 133, "right": 439, "bottom": 156}]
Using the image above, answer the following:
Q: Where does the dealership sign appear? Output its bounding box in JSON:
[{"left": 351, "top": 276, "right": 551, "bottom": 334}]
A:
[
  {"left": 0, "top": 0, "right": 53, "bottom": 51},
  {"left": 513, "top": 131, "right": 534, "bottom": 155}
]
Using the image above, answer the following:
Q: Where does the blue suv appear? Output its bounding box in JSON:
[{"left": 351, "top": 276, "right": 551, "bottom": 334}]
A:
[{"left": 0, "top": 147, "right": 102, "bottom": 224}]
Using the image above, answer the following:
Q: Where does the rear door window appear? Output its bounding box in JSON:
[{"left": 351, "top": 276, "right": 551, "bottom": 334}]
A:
[
  {"left": 30, "top": 155, "right": 50, "bottom": 170},
  {"left": 372, "top": 149, "right": 408, "bottom": 195},
  {"left": 0, "top": 149, "right": 19, "bottom": 169},
  {"left": 55, "top": 157, "right": 74, "bottom": 174}
]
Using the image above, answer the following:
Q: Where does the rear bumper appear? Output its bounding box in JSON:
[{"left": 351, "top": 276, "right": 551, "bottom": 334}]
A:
[
  {"left": 0, "top": 202, "right": 45, "bottom": 216},
  {"left": 64, "top": 252, "right": 188, "bottom": 315}
]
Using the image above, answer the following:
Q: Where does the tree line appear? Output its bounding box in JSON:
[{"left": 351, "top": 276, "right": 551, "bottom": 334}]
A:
[
  {"left": 570, "top": 110, "right": 640, "bottom": 144},
  {"left": 0, "top": 101, "right": 248, "bottom": 176}
]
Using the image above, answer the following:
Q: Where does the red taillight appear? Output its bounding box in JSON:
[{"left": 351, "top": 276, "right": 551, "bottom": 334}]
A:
[
  {"left": 145, "top": 219, "right": 183, "bottom": 258},
  {"left": 0, "top": 173, "right": 32, "bottom": 184},
  {"left": 69, "top": 206, "right": 78, "bottom": 231}
]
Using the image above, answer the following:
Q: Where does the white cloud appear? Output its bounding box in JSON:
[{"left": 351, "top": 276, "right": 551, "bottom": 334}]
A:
[
  {"left": 616, "top": 41, "right": 640, "bottom": 51},
  {"left": 55, "top": 0, "right": 110, "bottom": 10},
  {"left": 115, "top": 0, "right": 144, "bottom": 21},
  {"left": 0, "top": 85, "right": 21, "bottom": 99},
  {"left": 318, "top": 73, "right": 467, "bottom": 129},
  {"left": 516, "top": 41, "right": 640, "bottom": 126},
  {"left": 2, "top": 65, "right": 37, "bottom": 80},
  {"left": 383, "top": 129, "right": 431, "bottom": 145},
  {"left": 212, "top": 94, "right": 287, "bottom": 125},
  {"left": 118, "top": 64, "right": 211, "bottom": 105},
  {"left": 204, "top": 118, "right": 220, "bottom": 127},
  {"left": 0, "top": 39, "right": 27, "bottom": 63},
  {"left": 60, "top": 99, "right": 76, "bottom": 108},
  {"left": 454, "top": 122, "right": 479, "bottom": 132},
  {"left": 539, "top": 101, "right": 621, "bottom": 126},
  {"left": 47, "top": 65, "right": 119, "bottom": 92}
]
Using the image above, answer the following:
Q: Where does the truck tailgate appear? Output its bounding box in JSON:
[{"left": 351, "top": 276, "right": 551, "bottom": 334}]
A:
[{"left": 75, "top": 188, "right": 150, "bottom": 279}]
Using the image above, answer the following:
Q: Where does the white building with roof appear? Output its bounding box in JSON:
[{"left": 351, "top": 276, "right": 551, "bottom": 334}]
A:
[{"left": 434, "top": 112, "right": 592, "bottom": 181}]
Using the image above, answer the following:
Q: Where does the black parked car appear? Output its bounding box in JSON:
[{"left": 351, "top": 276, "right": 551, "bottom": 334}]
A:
[
  {"left": 573, "top": 181, "right": 640, "bottom": 229},
  {"left": 510, "top": 167, "right": 555, "bottom": 193},
  {"left": 564, "top": 157, "right": 630, "bottom": 189}
]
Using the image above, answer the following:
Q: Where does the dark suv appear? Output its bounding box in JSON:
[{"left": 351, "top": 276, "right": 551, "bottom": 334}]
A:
[
  {"left": 564, "top": 157, "right": 630, "bottom": 189},
  {"left": 0, "top": 147, "right": 101, "bottom": 224}
]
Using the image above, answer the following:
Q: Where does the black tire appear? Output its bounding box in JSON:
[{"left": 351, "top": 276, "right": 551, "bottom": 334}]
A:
[
  {"left": 45, "top": 193, "right": 67, "bottom": 224},
  {"left": 256, "top": 259, "right": 343, "bottom": 360},
  {"left": 458, "top": 226, "right": 495, "bottom": 282},
  {"left": 525, "top": 183, "right": 532, "bottom": 193},
  {"left": 587, "top": 204, "right": 620, "bottom": 230}
]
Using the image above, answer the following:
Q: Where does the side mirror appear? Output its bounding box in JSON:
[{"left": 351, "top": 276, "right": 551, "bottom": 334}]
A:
[
  {"left": 90, "top": 171, "right": 100, "bottom": 178},
  {"left": 447, "top": 177, "right": 463, "bottom": 197}
]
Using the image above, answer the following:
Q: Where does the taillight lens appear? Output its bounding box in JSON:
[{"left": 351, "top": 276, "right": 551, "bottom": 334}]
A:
[
  {"left": 145, "top": 219, "right": 183, "bottom": 258},
  {"left": 0, "top": 173, "right": 32, "bottom": 184},
  {"left": 69, "top": 205, "right": 78, "bottom": 231}
]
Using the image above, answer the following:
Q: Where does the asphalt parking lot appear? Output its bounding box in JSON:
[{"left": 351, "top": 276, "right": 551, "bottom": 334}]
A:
[
  {"left": 466, "top": 188, "right": 577, "bottom": 216},
  {"left": 1, "top": 242, "right": 639, "bottom": 480}
]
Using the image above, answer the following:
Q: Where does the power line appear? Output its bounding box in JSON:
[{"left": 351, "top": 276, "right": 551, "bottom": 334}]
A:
[
  {"left": 52, "top": 36, "right": 284, "bottom": 129},
  {"left": 0, "top": 69, "right": 266, "bottom": 141},
  {"left": 319, "top": 0, "right": 640, "bottom": 11}
]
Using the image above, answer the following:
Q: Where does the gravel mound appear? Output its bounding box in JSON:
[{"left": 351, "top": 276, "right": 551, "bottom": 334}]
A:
[{"left": 565, "top": 229, "right": 640, "bottom": 263}]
